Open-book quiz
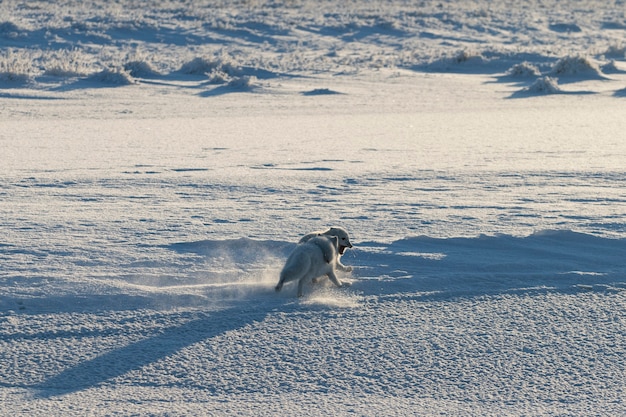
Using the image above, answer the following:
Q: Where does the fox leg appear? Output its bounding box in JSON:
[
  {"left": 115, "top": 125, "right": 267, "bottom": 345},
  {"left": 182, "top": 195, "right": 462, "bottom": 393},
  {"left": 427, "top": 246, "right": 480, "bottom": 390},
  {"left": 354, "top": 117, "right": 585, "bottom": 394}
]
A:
[
  {"left": 297, "top": 278, "right": 306, "bottom": 297},
  {"left": 336, "top": 262, "right": 352, "bottom": 272},
  {"left": 277, "top": 255, "right": 308, "bottom": 293},
  {"left": 275, "top": 270, "right": 292, "bottom": 292},
  {"left": 327, "top": 270, "right": 343, "bottom": 288}
]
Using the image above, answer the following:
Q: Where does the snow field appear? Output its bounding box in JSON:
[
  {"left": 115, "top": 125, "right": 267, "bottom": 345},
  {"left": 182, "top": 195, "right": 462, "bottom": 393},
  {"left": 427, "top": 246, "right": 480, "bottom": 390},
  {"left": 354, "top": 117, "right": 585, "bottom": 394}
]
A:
[{"left": 2, "top": 0, "right": 626, "bottom": 415}]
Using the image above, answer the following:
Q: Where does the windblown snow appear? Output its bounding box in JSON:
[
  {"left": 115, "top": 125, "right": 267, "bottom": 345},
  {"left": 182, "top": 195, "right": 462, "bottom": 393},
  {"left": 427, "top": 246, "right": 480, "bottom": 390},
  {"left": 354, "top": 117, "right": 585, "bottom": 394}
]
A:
[{"left": 1, "top": 1, "right": 626, "bottom": 416}]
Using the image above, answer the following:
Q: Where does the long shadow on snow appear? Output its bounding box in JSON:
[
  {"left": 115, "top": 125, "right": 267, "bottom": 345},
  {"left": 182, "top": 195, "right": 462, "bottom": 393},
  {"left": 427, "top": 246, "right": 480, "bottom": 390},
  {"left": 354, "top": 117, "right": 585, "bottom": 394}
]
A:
[
  {"left": 350, "top": 230, "right": 626, "bottom": 301},
  {"left": 32, "top": 301, "right": 296, "bottom": 397},
  {"left": 507, "top": 88, "right": 597, "bottom": 99}
]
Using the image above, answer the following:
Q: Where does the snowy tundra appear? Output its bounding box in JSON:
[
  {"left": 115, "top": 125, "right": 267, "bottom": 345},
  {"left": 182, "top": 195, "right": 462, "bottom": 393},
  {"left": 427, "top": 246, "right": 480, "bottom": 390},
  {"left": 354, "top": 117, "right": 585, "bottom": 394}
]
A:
[{"left": 1, "top": 0, "right": 626, "bottom": 416}]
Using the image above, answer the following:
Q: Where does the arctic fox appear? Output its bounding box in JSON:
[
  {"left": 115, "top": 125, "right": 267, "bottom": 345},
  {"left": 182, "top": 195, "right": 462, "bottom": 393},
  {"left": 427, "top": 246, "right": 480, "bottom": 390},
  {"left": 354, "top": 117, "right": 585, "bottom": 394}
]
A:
[
  {"left": 299, "top": 226, "right": 353, "bottom": 273},
  {"left": 275, "top": 235, "right": 345, "bottom": 297}
]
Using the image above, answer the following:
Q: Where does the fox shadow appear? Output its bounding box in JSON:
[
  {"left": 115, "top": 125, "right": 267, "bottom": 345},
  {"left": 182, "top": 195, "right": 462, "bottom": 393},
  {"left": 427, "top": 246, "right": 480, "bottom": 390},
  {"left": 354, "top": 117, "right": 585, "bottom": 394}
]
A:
[{"left": 31, "top": 298, "right": 296, "bottom": 398}]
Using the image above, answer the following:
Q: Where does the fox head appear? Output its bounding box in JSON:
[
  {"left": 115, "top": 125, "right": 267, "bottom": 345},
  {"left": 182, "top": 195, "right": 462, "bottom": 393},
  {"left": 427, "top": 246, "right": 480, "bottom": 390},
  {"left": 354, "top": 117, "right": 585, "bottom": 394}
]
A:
[{"left": 328, "top": 226, "right": 352, "bottom": 254}]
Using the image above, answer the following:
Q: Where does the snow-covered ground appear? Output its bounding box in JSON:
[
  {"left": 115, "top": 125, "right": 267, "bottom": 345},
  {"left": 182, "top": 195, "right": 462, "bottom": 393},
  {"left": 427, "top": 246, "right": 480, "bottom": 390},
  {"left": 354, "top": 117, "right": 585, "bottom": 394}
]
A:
[{"left": 1, "top": 1, "right": 626, "bottom": 415}]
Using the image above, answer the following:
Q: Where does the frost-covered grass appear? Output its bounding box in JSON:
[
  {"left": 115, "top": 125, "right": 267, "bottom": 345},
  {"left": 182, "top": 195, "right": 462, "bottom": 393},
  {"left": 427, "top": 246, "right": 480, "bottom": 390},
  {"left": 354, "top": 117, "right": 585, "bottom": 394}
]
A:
[
  {"left": 524, "top": 76, "right": 561, "bottom": 94},
  {"left": 85, "top": 68, "right": 136, "bottom": 85},
  {"left": 506, "top": 62, "right": 542, "bottom": 78},
  {"left": 0, "top": 49, "right": 33, "bottom": 84},
  {"left": 1, "top": 0, "right": 625, "bottom": 84},
  {"left": 42, "top": 50, "right": 95, "bottom": 77},
  {"left": 549, "top": 55, "right": 608, "bottom": 79}
]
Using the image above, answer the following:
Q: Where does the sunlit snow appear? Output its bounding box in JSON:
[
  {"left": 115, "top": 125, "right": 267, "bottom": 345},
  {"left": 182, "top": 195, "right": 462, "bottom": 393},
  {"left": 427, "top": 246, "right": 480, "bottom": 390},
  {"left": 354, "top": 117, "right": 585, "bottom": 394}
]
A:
[{"left": 1, "top": 1, "right": 626, "bottom": 415}]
